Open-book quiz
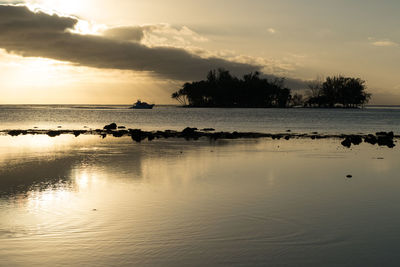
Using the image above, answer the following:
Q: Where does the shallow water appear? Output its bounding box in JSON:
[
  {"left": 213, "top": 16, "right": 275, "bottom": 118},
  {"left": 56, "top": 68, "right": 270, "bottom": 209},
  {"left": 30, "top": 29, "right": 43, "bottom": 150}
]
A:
[
  {"left": 1, "top": 105, "right": 400, "bottom": 133},
  {"left": 0, "top": 135, "right": 399, "bottom": 266}
]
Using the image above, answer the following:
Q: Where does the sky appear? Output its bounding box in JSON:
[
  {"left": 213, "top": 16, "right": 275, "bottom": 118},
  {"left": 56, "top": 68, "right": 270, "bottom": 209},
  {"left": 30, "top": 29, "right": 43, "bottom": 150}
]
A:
[{"left": 0, "top": 0, "right": 399, "bottom": 104}]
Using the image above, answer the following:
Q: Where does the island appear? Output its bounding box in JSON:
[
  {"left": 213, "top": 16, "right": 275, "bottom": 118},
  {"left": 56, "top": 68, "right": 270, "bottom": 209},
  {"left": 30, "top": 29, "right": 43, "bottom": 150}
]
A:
[{"left": 172, "top": 69, "right": 371, "bottom": 108}]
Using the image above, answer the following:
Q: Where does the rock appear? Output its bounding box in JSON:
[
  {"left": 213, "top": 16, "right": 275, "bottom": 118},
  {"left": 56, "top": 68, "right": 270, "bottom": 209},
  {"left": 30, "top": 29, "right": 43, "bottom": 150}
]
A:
[
  {"left": 130, "top": 129, "right": 146, "bottom": 143},
  {"left": 47, "top": 131, "right": 61, "bottom": 137},
  {"left": 147, "top": 134, "right": 155, "bottom": 141},
  {"left": 8, "top": 130, "right": 25, "bottom": 136},
  {"left": 341, "top": 135, "right": 362, "bottom": 148},
  {"left": 118, "top": 126, "right": 126, "bottom": 129},
  {"left": 351, "top": 135, "right": 363, "bottom": 145},
  {"left": 377, "top": 136, "right": 395, "bottom": 148},
  {"left": 73, "top": 130, "right": 86, "bottom": 137},
  {"left": 364, "top": 134, "right": 378, "bottom": 145},
  {"left": 376, "top": 131, "right": 394, "bottom": 138},
  {"left": 341, "top": 138, "right": 352, "bottom": 148},
  {"left": 113, "top": 130, "right": 128, "bottom": 137},
  {"left": 272, "top": 134, "right": 283, "bottom": 140},
  {"left": 346, "top": 175, "right": 353, "bottom": 178},
  {"left": 104, "top": 123, "right": 117, "bottom": 130},
  {"left": 375, "top": 132, "right": 395, "bottom": 148},
  {"left": 181, "top": 127, "right": 199, "bottom": 139}
]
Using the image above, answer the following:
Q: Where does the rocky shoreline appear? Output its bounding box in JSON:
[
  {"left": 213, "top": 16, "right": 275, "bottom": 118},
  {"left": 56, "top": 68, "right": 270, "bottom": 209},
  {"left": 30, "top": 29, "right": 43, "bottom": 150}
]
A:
[{"left": 1, "top": 123, "right": 398, "bottom": 148}]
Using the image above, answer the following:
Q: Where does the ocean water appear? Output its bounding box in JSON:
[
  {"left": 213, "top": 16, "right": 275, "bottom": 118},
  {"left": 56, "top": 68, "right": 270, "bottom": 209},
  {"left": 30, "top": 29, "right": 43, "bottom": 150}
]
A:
[
  {"left": 0, "top": 105, "right": 399, "bottom": 133},
  {"left": 1, "top": 106, "right": 400, "bottom": 266},
  {"left": 0, "top": 136, "right": 399, "bottom": 266}
]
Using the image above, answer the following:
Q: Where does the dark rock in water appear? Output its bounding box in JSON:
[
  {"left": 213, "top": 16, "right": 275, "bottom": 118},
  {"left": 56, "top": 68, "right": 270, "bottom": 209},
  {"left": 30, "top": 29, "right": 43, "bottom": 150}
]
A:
[
  {"left": 118, "top": 126, "right": 126, "bottom": 129},
  {"left": 284, "top": 135, "right": 290, "bottom": 140},
  {"left": 57, "top": 126, "right": 62, "bottom": 128},
  {"left": 8, "top": 130, "right": 26, "bottom": 136},
  {"left": 181, "top": 127, "right": 200, "bottom": 139},
  {"left": 73, "top": 130, "right": 86, "bottom": 137},
  {"left": 346, "top": 175, "right": 353, "bottom": 178},
  {"left": 286, "top": 130, "right": 291, "bottom": 132},
  {"left": 374, "top": 131, "right": 396, "bottom": 148},
  {"left": 202, "top": 128, "right": 215, "bottom": 132},
  {"left": 376, "top": 131, "right": 394, "bottom": 138},
  {"left": 341, "top": 138, "right": 352, "bottom": 148},
  {"left": 130, "top": 129, "right": 147, "bottom": 143},
  {"left": 272, "top": 134, "right": 283, "bottom": 140},
  {"left": 341, "top": 135, "right": 362, "bottom": 148},
  {"left": 351, "top": 135, "right": 363, "bottom": 145},
  {"left": 104, "top": 123, "right": 117, "bottom": 130},
  {"left": 113, "top": 130, "right": 128, "bottom": 138},
  {"left": 377, "top": 136, "right": 395, "bottom": 148},
  {"left": 47, "top": 131, "right": 61, "bottom": 137},
  {"left": 364, "top": 134, "right": 378, "bottom": 145},
  {"left": 147, "top": 134, "right": 155, "bottom": 141}
]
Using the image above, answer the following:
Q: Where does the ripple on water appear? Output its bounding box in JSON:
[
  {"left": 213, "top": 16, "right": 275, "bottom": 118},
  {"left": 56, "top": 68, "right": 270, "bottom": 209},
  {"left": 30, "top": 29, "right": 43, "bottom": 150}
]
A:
[{"left": 197, "top": 213, "right": 349, "bottom": 249}]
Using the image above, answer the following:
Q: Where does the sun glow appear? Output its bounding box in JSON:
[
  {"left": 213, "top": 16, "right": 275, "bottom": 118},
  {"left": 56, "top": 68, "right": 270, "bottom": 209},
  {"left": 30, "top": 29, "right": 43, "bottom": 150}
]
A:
[
  {"left": 25, "top": 1, "right": 102, "bottom": 35},
  {"left": 28, "top": 0, "right": 86, "bottom": 16}
]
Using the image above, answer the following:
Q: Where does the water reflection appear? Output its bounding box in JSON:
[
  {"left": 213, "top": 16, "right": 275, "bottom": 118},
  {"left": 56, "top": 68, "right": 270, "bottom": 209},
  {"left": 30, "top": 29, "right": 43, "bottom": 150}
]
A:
[{"left": 0, "top": 135, "right": 400, "bottom": 266}]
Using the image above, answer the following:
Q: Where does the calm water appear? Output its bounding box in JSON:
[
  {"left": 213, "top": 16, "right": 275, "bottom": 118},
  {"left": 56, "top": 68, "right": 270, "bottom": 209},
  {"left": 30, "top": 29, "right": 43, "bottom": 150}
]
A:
[
  {"left": 0, "top": 135, "right": 400, "bottom": 266},
  {"left": 0, "top": 105, "right": 400, "bottom": 133}
]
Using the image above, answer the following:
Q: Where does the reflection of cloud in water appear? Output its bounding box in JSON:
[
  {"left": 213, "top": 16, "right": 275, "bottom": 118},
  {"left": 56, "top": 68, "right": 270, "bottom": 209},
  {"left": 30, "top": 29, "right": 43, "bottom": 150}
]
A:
[
  {"left": 0, "top": 157, "right": 77, "bottom": 197},
  {"left": 1, "top": 134, "right": 397, "bottom": 201},
  {"left": 0, "top": 135, "right": 234, "bottom": 198}
]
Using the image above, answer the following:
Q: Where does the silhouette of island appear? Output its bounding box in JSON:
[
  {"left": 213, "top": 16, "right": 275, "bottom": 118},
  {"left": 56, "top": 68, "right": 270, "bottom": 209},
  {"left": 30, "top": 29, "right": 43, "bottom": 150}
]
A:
[
  {"left": 172, "top": 69, "right": 371, "bottom": 108},
  {"left": 305, "top": 76, "right": 371, "bottom": 108},
  {"left": 172, "top": 69, "right": 291, "bottom": 108}
]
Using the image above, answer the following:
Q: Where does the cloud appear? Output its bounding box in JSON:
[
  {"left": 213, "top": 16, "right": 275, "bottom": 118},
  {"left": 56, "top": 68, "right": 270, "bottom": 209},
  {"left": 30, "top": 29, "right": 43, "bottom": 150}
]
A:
[
  {"left": 103, "top": 26, "right": 144, "bottom": 42},
  {"left": 371, "top": 40, "right": 398, "bottom": 47},
  {"left": 0, "top": 4, "right": 260, "bottom": 81},
  {"left": 103, "top": 23, "right": 208, "bottom": 48}
]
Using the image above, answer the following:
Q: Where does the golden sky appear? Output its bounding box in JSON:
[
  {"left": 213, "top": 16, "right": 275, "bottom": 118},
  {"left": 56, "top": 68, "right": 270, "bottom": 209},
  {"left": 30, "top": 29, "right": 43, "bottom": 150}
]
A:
[{"left": 0, "top": 0, "right": 399, "bottom": 104}]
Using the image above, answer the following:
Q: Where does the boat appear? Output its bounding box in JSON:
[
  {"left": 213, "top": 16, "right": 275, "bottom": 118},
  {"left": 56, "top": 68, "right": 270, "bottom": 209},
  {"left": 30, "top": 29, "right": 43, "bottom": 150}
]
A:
[{"left": 130, "top": 100, "right": 155, "bottom": 109}]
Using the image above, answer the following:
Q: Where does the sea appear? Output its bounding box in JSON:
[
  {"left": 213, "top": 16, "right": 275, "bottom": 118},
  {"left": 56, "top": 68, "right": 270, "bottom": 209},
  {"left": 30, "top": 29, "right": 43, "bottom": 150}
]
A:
[
  {"left": 0, "top": 105, "right": 399, "bottom": 133},
  {"left": 0, "top": 105, "right": 400, "bottom": 266}
]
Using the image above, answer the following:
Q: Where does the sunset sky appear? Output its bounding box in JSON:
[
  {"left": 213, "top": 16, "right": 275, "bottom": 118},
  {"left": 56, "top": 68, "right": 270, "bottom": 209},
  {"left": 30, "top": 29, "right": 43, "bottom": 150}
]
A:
[{"left": 0, "top": 0, "right": 399, "bottom": 104}]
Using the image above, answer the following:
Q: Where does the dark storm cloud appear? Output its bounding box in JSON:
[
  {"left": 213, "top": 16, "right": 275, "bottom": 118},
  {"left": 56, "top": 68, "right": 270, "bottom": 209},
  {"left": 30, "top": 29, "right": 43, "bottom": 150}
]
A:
[{"left": 0, "top": 4, "right": 261, "bottom": 80}]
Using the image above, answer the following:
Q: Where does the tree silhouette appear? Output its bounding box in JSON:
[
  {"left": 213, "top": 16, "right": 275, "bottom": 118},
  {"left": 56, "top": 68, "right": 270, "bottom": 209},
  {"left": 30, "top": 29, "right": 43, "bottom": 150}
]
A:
[
  {"left": 305, "top": 76, "right": 371, "bottom": 108},
  {"left": 172, "top": 69, "right": 292, "bottom": 108}
]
